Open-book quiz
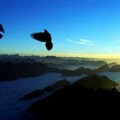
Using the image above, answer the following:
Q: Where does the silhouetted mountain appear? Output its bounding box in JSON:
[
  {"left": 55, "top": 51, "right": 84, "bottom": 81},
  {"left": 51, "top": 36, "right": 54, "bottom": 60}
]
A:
[
  {"left": 0, "top": 54, "right": 109, "bottom": 70},
  {"left": 0, "top": 54, "right": 36, "bottom": 63},
  {"left": 52, "top": 79, "right": 70, "bottom": 88},
  {"left": 74, "top": 75, "right": 118, "bottom": 90},
  {"left": 109, "top": 65, "right": 120, "bottom": 72},
  {"left": 95, "top": 64, "right": 120, "bottom": 72},
  {"left": 0, "top": 56, "right": 100, "bottom": 81},
  {"left": 44, "top": 62, "right": 65, "bottom": 68},
  {"left": 1, "top": 54, "right": 119, "bottom": 82},
  {"left": 21, "top": 74, "right": 117, "bottom": 101},
  {"left": 43, "top": 86, "right": 55, "bottom": 92},
  {"left": 43, "top": 79, "right": 70, "bottom": 92},
  {"left": 45, "top": 59, "right": 107, "bottom": 70},
  {"left": 108, "top": 62, "right": 117, "bottom": 67},
  {"left": 27, "top": 75, "right": 120, "bottom": 119},
  {"left": 0, "top": 61, "right": 58, "bottom": 81},
  {"left": 95, "top": 64, "right": 110, "bottom": 72},
  {"left": 61, "top": 67, "right": 97, "bottom": 76},
  {"left": 19, "top": 89, "right": 45, "bottom": 100},
  {"left": 19, "top": 79, "right": 70, "bottom": 100},
  {"left": 64, "top": 59, "right": 106, "bottom": 66}
]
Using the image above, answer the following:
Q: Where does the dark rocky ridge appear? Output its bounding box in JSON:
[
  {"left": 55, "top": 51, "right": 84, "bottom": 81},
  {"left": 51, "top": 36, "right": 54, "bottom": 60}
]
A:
[
  {"left": 95, "top": 64, "right": 120, "bottom": 72},
  {"left": 74, "top": 75, "right": 118, "bottom": 90},
  {"left": 0, "top": 61, "right": 59, "bottom": 81},
  {"left": 19, "top": 79, "right": 70, "bottom": 100},
  {"left": 19, "top": 89, "right": 45, "bottom": 100},
  {"left": 27, "top": 75, "right": 120, "bottom": 119}
]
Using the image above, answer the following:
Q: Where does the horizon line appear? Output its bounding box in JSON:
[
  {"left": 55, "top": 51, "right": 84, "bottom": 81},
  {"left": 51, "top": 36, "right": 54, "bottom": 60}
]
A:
[{"left": 0, "top": 53, "right": 120, "bottom": 59}]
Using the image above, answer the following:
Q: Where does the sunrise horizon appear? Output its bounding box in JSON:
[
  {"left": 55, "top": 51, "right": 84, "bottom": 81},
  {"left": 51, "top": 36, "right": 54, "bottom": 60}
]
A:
[{"left": 1, "top": 52, "right": 120, "bottom": 59}]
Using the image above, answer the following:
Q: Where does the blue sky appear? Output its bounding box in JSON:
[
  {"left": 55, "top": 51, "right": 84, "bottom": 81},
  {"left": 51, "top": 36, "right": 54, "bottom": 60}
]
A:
[{"left": 0, "top": 0, "right": 120, "bottom": 57}]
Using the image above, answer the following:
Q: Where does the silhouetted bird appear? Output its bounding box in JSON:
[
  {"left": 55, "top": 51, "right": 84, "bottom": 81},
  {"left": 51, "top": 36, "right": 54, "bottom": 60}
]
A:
[
  {"left": 0, "top": 24, "right": 5, "bottom": 39},
  {"left": 0, "top": 34, "right": 3, "bottom": 39},
  {"left": 0, "top": 24, "right": 4, "bottom": 33},
  {"left": 31, "top": 29, "right": 53, "bottom": 50}
]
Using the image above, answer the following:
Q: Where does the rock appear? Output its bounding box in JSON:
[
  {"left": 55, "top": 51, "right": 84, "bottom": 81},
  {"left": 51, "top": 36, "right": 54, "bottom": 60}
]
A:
[
  {"left": 52, "top": 79, "right": 70, "bottom": 88},
  {"left": 43, "top": 86, "right": 55, "bottom": 92},
  {"left": 43, "top": 79, "right": 70, "bottom": 92},
  {"left": 74, "top": 75, "right": 118, "bottom": 90},
  {"left": 19, "top": 89, "right": 45, "bottom": 100},
  {"left": 95, "top": 64, "right": 110, "bottom": 72}
]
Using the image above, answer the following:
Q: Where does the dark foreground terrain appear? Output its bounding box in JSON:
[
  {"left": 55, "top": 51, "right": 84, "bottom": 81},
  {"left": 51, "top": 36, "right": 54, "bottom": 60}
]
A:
[{"left": 27, "top": 75, "right": 120, "bottom": 120}]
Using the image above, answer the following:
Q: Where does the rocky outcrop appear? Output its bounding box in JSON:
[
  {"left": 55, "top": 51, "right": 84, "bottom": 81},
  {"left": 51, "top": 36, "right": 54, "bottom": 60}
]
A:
[
  {"left": 19, "top": 89, "right": 45, "bottom": 100},
  {"left": 74, "top": 75, "right": 118, "bottom": 90}
]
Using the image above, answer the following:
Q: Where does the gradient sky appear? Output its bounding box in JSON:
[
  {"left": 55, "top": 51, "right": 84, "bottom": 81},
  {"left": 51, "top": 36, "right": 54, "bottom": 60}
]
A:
[{"left": 1, "top": 0, "right": 120, "bottom": 57}]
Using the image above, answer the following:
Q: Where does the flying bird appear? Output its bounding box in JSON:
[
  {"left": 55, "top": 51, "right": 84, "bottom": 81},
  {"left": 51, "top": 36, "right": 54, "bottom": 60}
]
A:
[
  {"left": 0, "top": 24, "right": 5, "bottom": 39},
  {"left": 0, "top": 24, "right": 4, "bottom": 33},
  {"left": 0, "top": 34, "right": 3, "bottom": 39},
  {"left": 31, "top": 29, "right": 53, "bottom": 50}
]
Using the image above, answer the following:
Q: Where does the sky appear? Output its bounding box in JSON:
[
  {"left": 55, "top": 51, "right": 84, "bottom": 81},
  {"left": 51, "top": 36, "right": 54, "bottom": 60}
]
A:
[{"left": 1, "top": 0, "right": 120, "bottom": 58}]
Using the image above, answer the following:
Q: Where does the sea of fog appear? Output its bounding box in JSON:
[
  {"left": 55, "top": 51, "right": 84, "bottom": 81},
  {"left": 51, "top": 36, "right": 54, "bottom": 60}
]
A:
[{"left": 0, "top": 73, "right": 86, "bottom": 120}]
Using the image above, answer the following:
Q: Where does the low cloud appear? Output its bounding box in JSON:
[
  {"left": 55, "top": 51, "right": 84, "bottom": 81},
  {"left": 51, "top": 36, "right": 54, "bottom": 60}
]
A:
[{"left": 66, "top": 38, "right": 95, "bottom": 46}]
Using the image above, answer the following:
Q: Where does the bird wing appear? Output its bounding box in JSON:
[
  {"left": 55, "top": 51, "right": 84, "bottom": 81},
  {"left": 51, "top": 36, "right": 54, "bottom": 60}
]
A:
[
  {"left": 44, "top": 29, "right": 52, "bottom": 42},
  {"left": 31, "top": 32, "right": 47, "bottom": 42},
  {"left": 0, "top": 24, "right": 4, "bottom": 33}
]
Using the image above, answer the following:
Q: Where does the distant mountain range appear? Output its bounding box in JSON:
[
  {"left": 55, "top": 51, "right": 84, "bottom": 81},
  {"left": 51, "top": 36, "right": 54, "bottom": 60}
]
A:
[
  {"left": 0, "top": 61, "right": 58, "bottom": 81},
  {"left": 0, "top": 54, "right": 120, "bottom": 81},
  {"left": 61, "top": 67, "right": 97, "bottom": 76},
  {"left": 0, "top": 54, "right": 107, "bottom": 68},
  {"left": 95, "top": 64, "right": 120, "bottom": 72}
]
